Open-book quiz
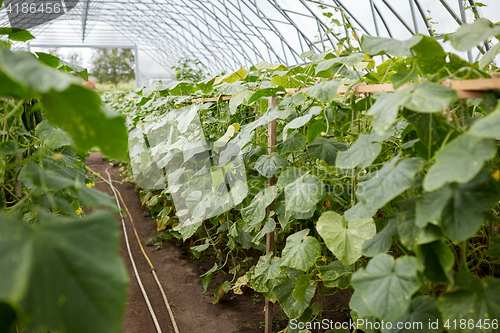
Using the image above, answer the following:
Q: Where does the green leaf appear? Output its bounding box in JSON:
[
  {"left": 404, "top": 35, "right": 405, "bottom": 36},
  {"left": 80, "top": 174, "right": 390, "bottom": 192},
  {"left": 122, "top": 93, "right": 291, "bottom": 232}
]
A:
[
  {"left": 35, "top": 121, "right": 74, "bottom": 149},
  {"left": 444, "top": 19, "right": 500, "bottom": 52},
  {"left": 362, "top": 220, "right": 398, "bottom": 257},
  {"left": 255, "top": 60, "right": 288, "bottom": 71},
  {"left": 417, "top": 240, "right": 454, "bottom": 283},
  {"left": 285, "top": 174, "right": 324, "bottom": 213},
  {"left": 277, "top": 167, "right": 307, "bottom": 190},
  {"left": 19, "top": 162, "right": 75, "bottom": 191},
  {"left": 0, "top": 211, "right": 128, "bottom": 333},
  {"left": 250, "top": 254, "right": 286, "bottom": 293},
  {"left": 390, "top": 66, "right": 418, "bottom": 90},
  {"left": 416, "top": 185, "right": 454, "bottom": 227},
  {"left": 351, "top": 254, "right": 422, "bottom": 322},
  {"left": 315, "top": 53, "right": 365, "bottom": 73},
  {"left": 281, "top": 229, "right": 321, "bottom": 271},
  {"left": 344, "top": 202, "right": 378, "bottom": 221},
  {"left": 361, "top": 35, "right": 423, "bottom": 57},
  {"left": 309, "top": 138, "right": 348, "bottom": 167},
  {"left": 36, "top": 52, "right": 60, "bottom": 68},
  {"left": 248, "top": 86, "right": 286, "bottom": 104},
  {"left": 77, "top": 186, "right": 119, "bottom": 211},
  {"left": 479, "top": 42, "right": 500, "bottom": 69},
  {"left": 229, "top": 90, "right": 253, "bottom": 114},
  {"left": 423, "top": 134, "right": 496, "bottom": 192},
  {"left": 271, "top": 74, "right": 301, "bottom": 88},
  {"left": 214, "top": 67, "right": 248, "bottom": 85},
  {"left": 43, "top": 85, "right": 129, "bottom": 160},
  {"left": 274, "top": 275, "right": 316, "bottom": 319},
  {"left": 349, "top": 291, "right": 375, "bottom": 319},
  {"left": 284, "top": 106, "right": 320, "bottom": 136},
  {"left": 404, "top": 112, "right": 441, "bottom": 146},
  {"left": 319, "top": 260, "right": 353, "bottom": 289},
  {"left": 437, "top": 272, "right": 500, "bottom": 333},
  {"left": 395, "top": 199, "right": 441, "bottom": 251},
  {"left": 469, "top": 105, "right": 500, "bottom": 139},
  {"left": 293, "top": 274, "right": 314, "bottom": 304},
  {"left": 165, "top": 80, "right": 194, "bottom": 95},
  {"left": 278, "top": 131, "right": 307, "bottom": 154},
  {"left": 255, "top": 153, "right": 288, "bottom": 178},
  {"left": 241, "top": 186, "right": 278, "bottom": 228},
  {"left": 0, "top": 48, "right": 77, "bottom": 94},
  {"left": 302, "top": 80, "right": 341, "bottom": 103},
  {"left": 368, "top": 87, "right": 412, "bottom": 135},
  {"left": 172, "top": 219, "right": 202, "bottom": 241},
  {"left": 411, "top": 36, "right": 447, "bottom": 74},
  {"left": 317, "top": 211, "right": 376, "bottom": 265},
  {"left": 405, "top": 82, "right": 458, "bottom": 113},
  {"left": 58, "top": 60, "right": 89, "bottom": 81},
  {"left": 336, "top": 132, "right": 389, "bottom": 169},
  {"left": 200, "top": 263, "right": 218, "bottom": 295},
  {"left": 439, "top": 171, "right": 500, "bottom": 243},
  {"left": 357, "top": 155, "right": 425, "bottom": 211},
  {"left": 0, "top": 28, "right": 35, "bottom": 42},
  {"left": 252, "top": 218, "right": 276, "bottom": 244},
  {"left": 381, "top": 297, "right": 443, "bottom": 333},
  {"left": 0, "top": 49, "right": 127, "bottom": 159},
  {"left": 307, "top": 120, "right": 326, "bottom": 144}
]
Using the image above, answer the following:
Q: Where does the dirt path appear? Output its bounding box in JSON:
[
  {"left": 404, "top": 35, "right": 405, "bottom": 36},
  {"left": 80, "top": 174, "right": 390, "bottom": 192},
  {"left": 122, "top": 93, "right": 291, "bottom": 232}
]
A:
[{"left": 86, "top": 152, "right": 269, "bottom": 333}]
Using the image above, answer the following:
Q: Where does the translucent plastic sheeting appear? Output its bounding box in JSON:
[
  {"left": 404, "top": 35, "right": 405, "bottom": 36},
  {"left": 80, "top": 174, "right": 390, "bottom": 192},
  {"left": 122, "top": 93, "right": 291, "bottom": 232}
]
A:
[
  {"left": 127, "top": 103, "right": 248, "bottom": 228},
  {"left": 0, "top": 0, "right": 499, "bottom": 74}
]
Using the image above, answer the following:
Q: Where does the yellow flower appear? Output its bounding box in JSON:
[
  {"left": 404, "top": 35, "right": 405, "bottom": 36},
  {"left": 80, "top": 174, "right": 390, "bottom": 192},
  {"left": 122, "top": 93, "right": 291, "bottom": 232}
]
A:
[
  {"left": 322, "top": 255, "right": 327, "bottom": 263},
  {"left": 316, "top": 273, "right": 323, "bottom": 279},
  {"left": 86, "top": 183, "right": 94, "bottom": 188},
  {"left": 493, "top": 170, "right": 500, "bottom": 181},
  {"left": 175, "top": 105, "right": 180, "bottom": 108},
  {"left": 76, "top": 208, "right": 83, "bottom": 215},
  {"left": 54, "top": 153, "right": 63, "bottom": 160}
]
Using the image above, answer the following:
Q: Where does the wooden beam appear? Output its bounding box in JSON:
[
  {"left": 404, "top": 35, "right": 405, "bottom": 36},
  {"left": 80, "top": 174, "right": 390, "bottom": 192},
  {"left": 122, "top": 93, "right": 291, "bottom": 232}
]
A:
[{"left": 184, "top": 78, "right": 500, "bottom": 104}]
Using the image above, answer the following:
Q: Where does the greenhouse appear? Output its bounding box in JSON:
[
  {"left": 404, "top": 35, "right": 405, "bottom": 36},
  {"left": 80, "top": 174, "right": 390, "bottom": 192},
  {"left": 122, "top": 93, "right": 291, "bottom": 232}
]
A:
[{"left": 1, "top": 0, "right": 500, "bottom": 333}]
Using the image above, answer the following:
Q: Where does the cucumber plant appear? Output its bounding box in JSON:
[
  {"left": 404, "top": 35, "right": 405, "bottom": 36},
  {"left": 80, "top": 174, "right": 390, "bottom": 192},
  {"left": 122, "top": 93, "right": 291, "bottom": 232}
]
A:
[
  {"left": 0, "top": 33, "right": 130, "bottom": 333},
  {"left": 109, "top": 19, "right": 500, "bottom": 332}
]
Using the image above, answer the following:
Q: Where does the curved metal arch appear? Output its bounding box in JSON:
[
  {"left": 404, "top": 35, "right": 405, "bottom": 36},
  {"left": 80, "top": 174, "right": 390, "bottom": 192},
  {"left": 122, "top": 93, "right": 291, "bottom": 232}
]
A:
[
  {"left": 154, "top": 1, "right": 249, "bottom": 69},
  {"left": 100, "top": 1, "right": 231, "bottom": 71},
  {"left": 209, "top": 0, "right": 294, "bottom": 65},
  {"left": 149, "top": 5, "right": 242, "bottom": 71},
  {"left": 186, "top": 0, "right": 270, "bottom": 66}
]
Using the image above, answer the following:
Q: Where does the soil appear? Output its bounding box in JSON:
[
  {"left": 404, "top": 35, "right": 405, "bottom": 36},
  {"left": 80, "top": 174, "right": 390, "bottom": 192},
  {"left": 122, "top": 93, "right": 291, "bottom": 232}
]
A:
[{"left": 85, "top": 152, "right": 352, "bottom": 333}]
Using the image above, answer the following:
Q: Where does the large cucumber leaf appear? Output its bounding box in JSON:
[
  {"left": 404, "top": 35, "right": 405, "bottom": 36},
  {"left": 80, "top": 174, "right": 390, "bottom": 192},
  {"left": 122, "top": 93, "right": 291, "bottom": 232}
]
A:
[
  {"left": 317, "top": 211, "right": 376, "bottom": 265},
  {"left": 255, "top": 153, "right": 288, "bottom": 178},
  {"left": 437, "top": 272, "right": 500, "bottom": 333},
  {"left": 285, "top": 174, "right": 324, "bottom": 213},
  {"left": 281, "top": 229, "right": 321, "bottom": 271},
  {"left": 0, "top": 211, "right": 128, "bottom": 333},
  {"left": 423, "top": 134, "right": 495, "bottom": 192},
  {"left": 357, "top": 155, "right": 425, "bottom": 211},
  {"left": 351, "top": 254, "right": 422, "bottom": 322},
  {"left": 445, "top": 19, "right": 500, "bottom": 52}
]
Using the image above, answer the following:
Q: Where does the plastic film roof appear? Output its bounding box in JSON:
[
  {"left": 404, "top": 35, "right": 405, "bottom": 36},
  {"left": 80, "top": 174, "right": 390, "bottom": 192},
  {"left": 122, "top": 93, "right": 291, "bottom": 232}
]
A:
[{"left": 1, "top": 0, "right": 499, "bottom": 74}]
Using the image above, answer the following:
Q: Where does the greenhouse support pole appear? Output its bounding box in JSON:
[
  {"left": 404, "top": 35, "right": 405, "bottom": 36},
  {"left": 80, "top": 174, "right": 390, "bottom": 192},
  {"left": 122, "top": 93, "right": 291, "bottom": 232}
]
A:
[
  {"left": 134, "top": 45, "right": 140, "bottom": 88},
  {"left": 458, "top": 0, "right": 474, "bottom": 63},
  {"left": 265, "top": 95, "right": 277, "bottom": 333}
]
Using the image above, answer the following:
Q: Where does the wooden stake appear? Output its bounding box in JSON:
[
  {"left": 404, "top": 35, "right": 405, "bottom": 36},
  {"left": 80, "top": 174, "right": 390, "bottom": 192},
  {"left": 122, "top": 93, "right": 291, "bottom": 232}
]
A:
[{"left": 265, "top": 95, "right": 277, "bottom": 333}]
